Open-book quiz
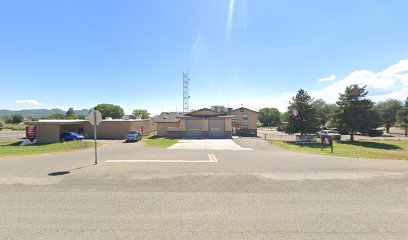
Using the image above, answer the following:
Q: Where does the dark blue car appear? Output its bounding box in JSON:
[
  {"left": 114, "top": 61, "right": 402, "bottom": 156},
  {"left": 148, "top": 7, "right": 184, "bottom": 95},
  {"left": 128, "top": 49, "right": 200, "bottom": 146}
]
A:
[{"left": 60, "top": 132, "right": 84, "bottom": 142}]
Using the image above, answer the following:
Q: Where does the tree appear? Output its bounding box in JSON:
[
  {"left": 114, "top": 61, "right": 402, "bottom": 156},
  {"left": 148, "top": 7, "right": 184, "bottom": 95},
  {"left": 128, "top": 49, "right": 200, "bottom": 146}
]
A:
[
  {"left": 311, "top": 99, "right": 338, "bottom": 126},
  {"left": 77, "top": 114, "right": 86, "bottom": 120},
  {"left": 2, "top": 116, "right": 12, "bottom": 124},
  {"left": 132, "top": 109, "right": 150, "bottom": 119},
  {"left": 332, "top": 84, "right": 373, "bottom": 141},
  {"left": 374, "top": 99, "right": 403, "bottom": 133},
  {"left": 258, "top": 107, "right": 281, "bottom": 127},
  {"left": 282, "top": 89, "right": 320, "bottom": 135},
  {"left": 9, "top": 114, "right": 24, "bottom": 124},
  {"left": 210, "top": 105, "right": 228, "bottom": 114},
  {"left": 65, "top": 107, "right": 77, "bottom": 119},
  {"left": 47, "top": 113, "right": 66, "bottom": 119},
  {"left": 93, "top": 104, "right": 124, "bottom": 119},
  {"left": 397, "top": 98, "right": 408, "bottom": 136}
]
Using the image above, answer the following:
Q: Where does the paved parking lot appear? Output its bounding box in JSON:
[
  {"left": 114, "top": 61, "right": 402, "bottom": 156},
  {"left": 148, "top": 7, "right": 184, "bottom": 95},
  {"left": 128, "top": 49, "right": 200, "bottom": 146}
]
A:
[
  {"left": 168, "top": 139, "right": 253, "bottom": 150},
  {"left": 258, "top": 127, "right": 408, "bottom": 141},
  {"left": 0, "top": 130, "right": 25, "bottom": 141},
  {"left": 0, "top": 137, "right": 407, "bottom": 239}
]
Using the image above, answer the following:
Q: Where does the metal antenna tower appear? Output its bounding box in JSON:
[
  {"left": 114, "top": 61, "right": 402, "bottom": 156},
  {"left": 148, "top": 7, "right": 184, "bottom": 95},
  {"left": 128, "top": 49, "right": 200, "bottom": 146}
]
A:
[{"left": 183, "top": 73, "right": 190, "bottom": 112}]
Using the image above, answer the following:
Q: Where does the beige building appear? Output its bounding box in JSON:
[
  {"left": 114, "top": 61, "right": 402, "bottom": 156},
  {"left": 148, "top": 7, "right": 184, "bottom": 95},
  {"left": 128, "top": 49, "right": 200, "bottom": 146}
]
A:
[
  {"left": 25, "top": 119, "right": 155, "bottom": 144},
  {"left": 226, "top": 107, "right": 259, "bottom": 137},
  {"left": 155, "top": 107, "right": 258, "bottom": 138},
  {"left": 155, "top": 108, "right": 233, "bottom": 138}
]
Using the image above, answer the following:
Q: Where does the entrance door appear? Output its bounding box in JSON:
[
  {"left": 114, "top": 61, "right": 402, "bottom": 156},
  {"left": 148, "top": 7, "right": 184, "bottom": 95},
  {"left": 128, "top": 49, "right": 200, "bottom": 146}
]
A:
[
  {"left": 208, "top": 120, "right": 225, "bottom": 138},
  {"left": 186, "top": 120, "right": 202, "bottom": 138}
]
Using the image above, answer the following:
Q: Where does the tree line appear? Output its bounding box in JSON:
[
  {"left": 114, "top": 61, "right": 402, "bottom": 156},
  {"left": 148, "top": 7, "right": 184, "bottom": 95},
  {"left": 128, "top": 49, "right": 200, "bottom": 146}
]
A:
[
  {"left": 1, "top": 104, "right": 152, "bottom": 124},
  {"left": 257, "top": 84, "right": 408, "bottom": 140}
]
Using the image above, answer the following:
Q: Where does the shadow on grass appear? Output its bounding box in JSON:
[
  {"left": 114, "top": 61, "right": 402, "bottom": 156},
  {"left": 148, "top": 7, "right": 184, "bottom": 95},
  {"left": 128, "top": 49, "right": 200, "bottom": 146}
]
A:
[
  {"left": 145, "top": 135, "right": 178, "bottom": 140},
  {"left": 283, "top": 141, "right": 402, "bottom": 150},
  {"left": 338, "top": 141, "right": 402, "bottom": 150}
]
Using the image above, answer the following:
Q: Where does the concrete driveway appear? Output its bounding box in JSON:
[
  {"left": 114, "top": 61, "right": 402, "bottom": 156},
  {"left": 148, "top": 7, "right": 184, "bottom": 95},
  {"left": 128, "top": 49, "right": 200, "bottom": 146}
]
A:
[{"left": 168, "top": 139, "right": 253, "bottom": 150}]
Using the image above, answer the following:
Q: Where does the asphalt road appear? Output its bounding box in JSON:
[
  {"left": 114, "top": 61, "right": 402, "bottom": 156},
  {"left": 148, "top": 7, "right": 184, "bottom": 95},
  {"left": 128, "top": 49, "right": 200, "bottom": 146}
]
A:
[
  {"left": 0, "top": 138, "right": 407, "bottom": 239},
  {"left": 0, "top": 129, "right": 25, "bottom": 141}
]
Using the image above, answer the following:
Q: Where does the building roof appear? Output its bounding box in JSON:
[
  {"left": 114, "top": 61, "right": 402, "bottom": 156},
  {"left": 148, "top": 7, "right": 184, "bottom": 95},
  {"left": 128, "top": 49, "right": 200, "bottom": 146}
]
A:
[
  {"left": 154, "top": 112, "right": 188, "bottom": 123},
  {"left": 227, "top": 107, "right": 259, "bottom": 114}
]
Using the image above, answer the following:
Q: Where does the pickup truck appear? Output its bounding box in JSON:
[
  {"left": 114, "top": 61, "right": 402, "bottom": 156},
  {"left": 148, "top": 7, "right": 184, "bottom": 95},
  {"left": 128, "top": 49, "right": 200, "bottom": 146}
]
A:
[{"left": 316, "top": 130, "right": 341, "bottom": 140}]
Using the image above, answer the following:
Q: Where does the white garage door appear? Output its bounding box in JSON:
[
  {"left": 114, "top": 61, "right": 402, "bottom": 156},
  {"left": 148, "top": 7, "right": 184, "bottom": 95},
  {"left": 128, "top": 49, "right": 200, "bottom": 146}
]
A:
[
  {"left": 186, "top": 120, "right": 203, "bottom": 138},
  {"left": 209, "top": 120, "right": 225, "bottom": 138}
]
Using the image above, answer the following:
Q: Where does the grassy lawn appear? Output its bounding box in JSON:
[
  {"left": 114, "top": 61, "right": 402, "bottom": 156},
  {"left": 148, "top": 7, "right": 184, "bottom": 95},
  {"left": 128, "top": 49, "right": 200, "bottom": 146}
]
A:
[
  {"left": 270, "top": 140, "right": 408, "bottom": 160},
  {"left": 0, "top": 140, "right": 97, "bottom": 158},
  {"left": 142, "top": 135, "right": 179, "bottom": 148}
]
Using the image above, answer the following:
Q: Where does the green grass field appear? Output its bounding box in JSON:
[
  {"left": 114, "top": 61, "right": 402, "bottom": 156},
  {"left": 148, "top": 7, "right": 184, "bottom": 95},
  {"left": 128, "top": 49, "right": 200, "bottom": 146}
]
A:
[
  {"left": 0, "top": 140, "right": 96, "bottom": 158},
  {"left": 270, "top": 140, "right": 408, "bottom": 160},
  {"left": 142, "top": 136, "right": 179, "bottom": 148}
]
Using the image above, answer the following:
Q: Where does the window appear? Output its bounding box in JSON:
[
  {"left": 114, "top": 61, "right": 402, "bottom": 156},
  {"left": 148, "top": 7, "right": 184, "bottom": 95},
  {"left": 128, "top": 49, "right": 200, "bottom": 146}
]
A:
[
  {"left": 243, "top": 114, "right": 248, "bottom": 121},
  {"left": 230, "top": 114, "right": 236, "bottom": 120}
]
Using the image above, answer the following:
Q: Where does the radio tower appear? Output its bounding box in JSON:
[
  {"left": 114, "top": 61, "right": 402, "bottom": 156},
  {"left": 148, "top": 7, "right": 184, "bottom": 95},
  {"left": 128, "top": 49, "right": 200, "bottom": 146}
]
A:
[{"left": 183, "top": 73, "right": 190, "bottom": 112}]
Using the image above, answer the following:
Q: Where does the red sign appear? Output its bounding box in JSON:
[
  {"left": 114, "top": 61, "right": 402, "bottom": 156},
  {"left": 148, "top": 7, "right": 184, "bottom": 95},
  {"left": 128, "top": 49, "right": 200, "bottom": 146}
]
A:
[
  {"left": 292, "top": 109, "right": 299, "bottom": 117},
  {"left": 26, "top": 125, "right": 37, "bottom": 142}
]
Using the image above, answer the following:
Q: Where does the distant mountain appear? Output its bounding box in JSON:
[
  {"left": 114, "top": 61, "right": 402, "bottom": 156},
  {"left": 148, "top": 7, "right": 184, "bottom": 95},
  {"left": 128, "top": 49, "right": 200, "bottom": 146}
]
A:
[{"left": 0, "top": 109, "right": 89, "bottom": 119}]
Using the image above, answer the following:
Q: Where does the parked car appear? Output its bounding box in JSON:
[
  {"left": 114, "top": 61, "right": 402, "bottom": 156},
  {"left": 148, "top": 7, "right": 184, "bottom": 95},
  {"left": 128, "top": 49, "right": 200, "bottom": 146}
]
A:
[
  {"left": 60, "top": 132, "right": 84, "bottom": 142},
  {"left": 316, "top": 130, "right": 341, "bottom": 140},
  {"left": 125, "top": 131, "right": 142, "bottom": 142}
]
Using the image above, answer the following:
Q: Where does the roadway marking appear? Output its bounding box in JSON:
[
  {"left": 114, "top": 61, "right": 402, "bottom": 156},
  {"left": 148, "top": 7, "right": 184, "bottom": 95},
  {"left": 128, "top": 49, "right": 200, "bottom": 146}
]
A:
[
  {"left": 208, "top": 153, "right": 218, "bottom": 162},
  {"left": 105, "top": 159, "right": 216, "bottom": 163}
]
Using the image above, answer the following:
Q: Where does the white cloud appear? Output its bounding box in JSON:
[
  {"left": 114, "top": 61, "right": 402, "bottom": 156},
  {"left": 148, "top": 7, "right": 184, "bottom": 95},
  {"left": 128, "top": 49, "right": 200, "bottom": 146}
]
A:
[
  {"left": 318, "top": 74, "right": 336, "bottom": 82},
  {"left": 15, "top": 99, "right": 41, "bottom": 105},
  {"left": 222, "top": 59, "right": 408, "bottom": 113},
  {"left": 312, "top": 59, "right": 408, "bottom": 103}
]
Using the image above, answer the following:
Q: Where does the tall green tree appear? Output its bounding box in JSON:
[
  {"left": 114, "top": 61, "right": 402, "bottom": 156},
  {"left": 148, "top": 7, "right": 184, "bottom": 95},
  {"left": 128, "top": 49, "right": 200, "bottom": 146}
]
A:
[
  {"left": 374, "top": 99, "right": 403, "bottom": 133},
  {"left": 132, "top": 109, "right": 150, "bottom": 119},
  {"left": 10, "top": 114, "right": 24, "bottom": 124},
  {"left": 93, "top": 104, "right": 124, "bottom": 119},
  {"left": 311, "top": 99, "right": 338, "bottom": 126},
  {"left": 332, "top": 84, "right": 373, "bottom": 141},
  {"left": 210, "top": 105, "right": 228, "bottom": 114},
  {"left": 282, "top": 89, "right": 320, "bottom": 135},
  {"left": 397, "top": 98, "right": 408, "bottom": 136},
  {"left": 65, "top": 107, "right": 77, "bottom": 119},
  {"left": 258, "top": 107, "right": 281, "bottom": 127}
]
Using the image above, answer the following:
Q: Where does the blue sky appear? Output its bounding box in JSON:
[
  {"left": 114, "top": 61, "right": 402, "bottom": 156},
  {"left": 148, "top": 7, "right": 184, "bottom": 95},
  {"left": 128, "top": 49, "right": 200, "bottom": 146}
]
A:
[{"left": 1, "top": 0, "right": 408, "bottom": 115}]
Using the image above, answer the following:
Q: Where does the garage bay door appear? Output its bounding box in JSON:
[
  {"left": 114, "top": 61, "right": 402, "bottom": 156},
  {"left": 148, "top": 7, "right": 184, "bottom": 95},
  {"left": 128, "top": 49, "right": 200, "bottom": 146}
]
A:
[
  {"left": 186, "top": 120, "right": 203, "bottom": 138},
  {"left": 209, "top": 120, "right": 225, "bottom": 138}
]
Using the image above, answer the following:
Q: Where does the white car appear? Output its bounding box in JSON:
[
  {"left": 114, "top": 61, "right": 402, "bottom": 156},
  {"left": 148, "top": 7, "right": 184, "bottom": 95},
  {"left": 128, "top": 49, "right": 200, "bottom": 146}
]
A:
[{"left": 316, "top": 130, "right": 341, "bottom": 140}]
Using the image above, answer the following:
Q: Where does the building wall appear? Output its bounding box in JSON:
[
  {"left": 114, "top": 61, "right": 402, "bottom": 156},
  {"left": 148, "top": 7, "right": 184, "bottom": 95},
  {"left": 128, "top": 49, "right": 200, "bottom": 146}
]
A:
[
  {"left": 36, "top": 124, "right": 60, "bottom": 144},
  {"left": 60, "top": 124, "right": 84, "bottom": 134},
  {"left": 179, "top": 119, "right": 186, "bottom": 131},
  {"left": 228, "top": 109, "right": 258, "bottom": 136},
  {"left": 130, "top": 120, "right": 155, "bottom": 135},
  {"left": 83, "top": 120, "right": 154, "bottom": 139},
  {"left": 156, "top": 122, "right": 179, "bottom": 137},
  {"left": 230, "top": 109, "right": 257, "bottom": 129}
]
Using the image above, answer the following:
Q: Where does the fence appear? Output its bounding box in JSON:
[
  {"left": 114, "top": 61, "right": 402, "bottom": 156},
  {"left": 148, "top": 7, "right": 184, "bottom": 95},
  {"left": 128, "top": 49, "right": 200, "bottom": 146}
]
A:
[{"left": 260, "top": 133, "right": 408, "bottom": 142}]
